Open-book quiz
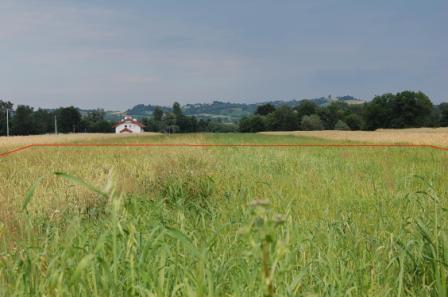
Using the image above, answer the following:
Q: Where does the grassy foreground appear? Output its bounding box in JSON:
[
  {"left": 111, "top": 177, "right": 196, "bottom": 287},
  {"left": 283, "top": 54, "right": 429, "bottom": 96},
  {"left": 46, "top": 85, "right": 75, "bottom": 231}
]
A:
[{"left": 0, "top": 133, "right": 447, "bottom": 296}]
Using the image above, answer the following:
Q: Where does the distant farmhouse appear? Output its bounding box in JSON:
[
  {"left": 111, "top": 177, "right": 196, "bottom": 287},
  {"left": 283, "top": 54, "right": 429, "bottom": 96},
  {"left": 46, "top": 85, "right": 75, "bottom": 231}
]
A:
[{"left": 113, "top": 116, "right": 144, "bottom": 134}]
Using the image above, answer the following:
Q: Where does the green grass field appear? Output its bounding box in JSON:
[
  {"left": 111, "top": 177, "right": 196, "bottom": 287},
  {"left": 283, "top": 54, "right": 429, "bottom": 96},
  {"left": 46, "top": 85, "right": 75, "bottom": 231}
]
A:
[{"left": 0, "top": 133, "right": 447, "bottom": 296}]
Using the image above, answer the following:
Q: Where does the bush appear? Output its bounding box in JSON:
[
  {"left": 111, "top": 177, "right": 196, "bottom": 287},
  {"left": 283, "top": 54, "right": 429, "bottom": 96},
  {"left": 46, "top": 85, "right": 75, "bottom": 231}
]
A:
[{"left": 301, "top": 115, "right": 324, "bottom": 131}]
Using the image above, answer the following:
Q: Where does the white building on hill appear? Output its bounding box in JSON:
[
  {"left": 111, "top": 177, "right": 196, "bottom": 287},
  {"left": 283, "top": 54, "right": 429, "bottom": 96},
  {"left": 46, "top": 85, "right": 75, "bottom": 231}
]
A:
[{"left": 113, "top": 116, "right": 144, "bottom": 134}]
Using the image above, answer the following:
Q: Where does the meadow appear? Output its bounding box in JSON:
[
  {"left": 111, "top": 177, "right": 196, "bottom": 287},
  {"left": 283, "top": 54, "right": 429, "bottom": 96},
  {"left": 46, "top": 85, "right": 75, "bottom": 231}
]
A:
[{"left": 0, "top": 133, "right": 447, "bottom": 296}]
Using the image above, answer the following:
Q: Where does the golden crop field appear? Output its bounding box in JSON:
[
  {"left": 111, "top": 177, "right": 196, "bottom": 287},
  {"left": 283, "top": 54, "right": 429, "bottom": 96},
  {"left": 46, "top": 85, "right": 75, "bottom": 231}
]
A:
[
  {"left": 0, "top": 132, "right": 161, "bottom": 153},
  {"left": 260, "top": 127, "right": 448, "bottom": 146},
  {"left": 0, "top": 132, "right": 447, "bottom": 296}
]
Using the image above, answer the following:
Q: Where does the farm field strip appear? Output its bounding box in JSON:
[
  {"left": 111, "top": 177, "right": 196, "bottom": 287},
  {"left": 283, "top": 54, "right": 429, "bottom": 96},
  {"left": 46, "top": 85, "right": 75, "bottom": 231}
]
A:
[{"left": 1, "top": 141, "right": 447, "bottom": 159}]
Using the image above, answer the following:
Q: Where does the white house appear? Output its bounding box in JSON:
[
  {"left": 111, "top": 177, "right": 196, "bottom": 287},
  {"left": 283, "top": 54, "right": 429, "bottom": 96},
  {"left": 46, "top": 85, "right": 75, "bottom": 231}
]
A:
[{"left": 113, "top": 116, "right": 145, "bottom": 134}]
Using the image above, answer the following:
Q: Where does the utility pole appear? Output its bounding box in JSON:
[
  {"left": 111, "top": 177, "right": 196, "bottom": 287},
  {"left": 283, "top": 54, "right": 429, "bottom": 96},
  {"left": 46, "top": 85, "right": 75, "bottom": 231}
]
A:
[
  {"left": 6, "top": 109, "right": 10, "bottom": 137},
  {"left": 54, "top": 115, "right": 58, "bottom": 135}
]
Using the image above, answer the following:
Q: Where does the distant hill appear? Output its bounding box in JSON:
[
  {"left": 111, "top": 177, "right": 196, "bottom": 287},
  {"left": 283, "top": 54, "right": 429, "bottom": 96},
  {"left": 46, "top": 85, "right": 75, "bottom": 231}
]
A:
[{"left": 123, "top": 96, "right": 365, "bottom": 122}]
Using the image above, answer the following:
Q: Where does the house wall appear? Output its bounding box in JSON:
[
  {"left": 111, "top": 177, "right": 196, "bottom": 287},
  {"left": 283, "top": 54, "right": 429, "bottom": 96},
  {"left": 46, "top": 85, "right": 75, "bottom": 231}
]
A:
[{"left": 115, "top": 123, "right": 143, "bottom": 134}]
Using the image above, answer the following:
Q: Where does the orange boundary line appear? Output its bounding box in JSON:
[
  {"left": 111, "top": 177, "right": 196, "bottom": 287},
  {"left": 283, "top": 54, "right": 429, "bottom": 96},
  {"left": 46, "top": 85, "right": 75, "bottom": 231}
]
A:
[
  {"left": 0, "top": 143, "right": 447, "bottom": 158},
  {"left": 0, "top": 145, "right": 34, "bottom": 158}
]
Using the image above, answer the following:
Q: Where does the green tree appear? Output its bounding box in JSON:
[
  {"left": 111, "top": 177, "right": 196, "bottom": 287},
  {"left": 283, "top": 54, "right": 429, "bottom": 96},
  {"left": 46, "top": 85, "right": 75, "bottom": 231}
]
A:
[
  {"left": 141, "top": 118, "right": 161, "bottom": 132},
  {"left": 439, "top": 103, "right": 448, "bottom": 127},
  {"left": 391, "top": 91, "right": 433, "bottom": 127},
  {"left": 186, "top": 116, "right": 199, "bottom": 132},
  {"left": 32, "top": 109, "right": 54, "bottom": 134},
  {"left": 266, "top": 106, "right": 299, "bottom": 131},
  {"left": 170, "top": 102, "right": 201, "bottom": 133},
  {"left": 295, "top": 100, "right": 318, "bottom": 120},
  {"left": 239, "top": 115, "right": 266, "bottom": 132},
  {"left": 87, "top": 109, "right": 105, "bottom": 122},
  {"left": 255, "top": 104, "right": 276, "bottom": 116},
  {"left": 364, "top": 93, "right": 395, "bottom": 130},
  {"left": 172, "top": 102, "right": 189, "bottom": 132},
  {"left": 344, "top": 114, "right": 362, "bottom": 130},
  {"left": 172, "top": 102, "right": 183, "bottom": 119},
  {"left": 56, "top": 106, "right": 82, "bottom": 133},
  {"left": 81, "top": 109, "right": 113, "bottom": 133},
  {"left": 364, "top": 91, "right": 433, "bottom": 130},
  {"left": 334, "top": 120, "right": 351, "bottom": 130},
  {"left": 90, "top": 120, "right": 113, "bottom": 133},
  {"left": 141, "top": 106, "right": 165, "bottom": 132},
  {"left": 153, "top": 106, "right": 164, "bottom": 121},
  {"left": 301, "top": 114, "right": 324, "bottom": 131},
  {"left": 162, "top": 112, "right": 178, "bottom": 133},
  {"left": 318, "top": 101, "right": 350, "bottom": 130},
  {"left": 13, "top": 105, "right": 34, "bottom": 135},
  {"left": 198, "top": 119, "right": 211, "bottom": 132}
]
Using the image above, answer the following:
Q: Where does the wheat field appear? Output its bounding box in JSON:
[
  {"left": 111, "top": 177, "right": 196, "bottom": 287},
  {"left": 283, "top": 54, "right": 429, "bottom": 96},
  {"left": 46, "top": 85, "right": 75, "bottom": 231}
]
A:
[
  {"left": 260, "top": 127, "right": 448, "bottom": 146},
  {"left": 0, "top": 133, "right": 447, "bottom": 296},
  {"left": 0, "top": 132, "right": 161, "bottom": 153}
]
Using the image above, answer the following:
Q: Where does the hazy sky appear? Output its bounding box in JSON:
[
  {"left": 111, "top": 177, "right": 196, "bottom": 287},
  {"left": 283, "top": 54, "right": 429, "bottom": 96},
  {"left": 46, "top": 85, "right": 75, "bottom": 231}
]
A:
[{"left": 1, "top": 0, "right": 447, "bottom": 110}]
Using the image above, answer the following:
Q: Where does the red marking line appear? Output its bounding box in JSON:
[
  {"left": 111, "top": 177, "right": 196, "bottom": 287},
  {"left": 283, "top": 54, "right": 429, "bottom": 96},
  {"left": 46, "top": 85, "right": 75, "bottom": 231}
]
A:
[
  {"left": 0, "top": 145, "right": 34, "bottom": 158},
  {"left": 0, "top": 143, "right": 447, "bottom": 158}
]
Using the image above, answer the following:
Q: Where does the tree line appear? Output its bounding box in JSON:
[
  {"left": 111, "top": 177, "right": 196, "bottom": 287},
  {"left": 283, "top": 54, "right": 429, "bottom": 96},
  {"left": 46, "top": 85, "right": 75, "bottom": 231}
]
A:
[
  {"left": 2, "top": 91, "right": 447, "bottom": 136},
  {"left": 0, "top": 101, "right": 238, "bottom": 136},
  {"left": 141, "top": 102, "right": 238, "bottom": 133},
  {"left": 239, "top": 91, "right": 448, "bottom": 132},
  {"left": 0, "top": 102, "right": 114, "bottom": 135}
]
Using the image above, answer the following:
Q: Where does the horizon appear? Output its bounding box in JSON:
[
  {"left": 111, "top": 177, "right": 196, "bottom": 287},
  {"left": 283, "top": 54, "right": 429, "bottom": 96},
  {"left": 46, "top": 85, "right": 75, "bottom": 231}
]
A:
[
  {"left": 7, "top": 94, "right": 362, "bottom": 111},
  {"left": 1, "top": 0, "right": 447, "bottom": 109},
  {"left": 6, "top": 93, "right": 444, "bottom": 112}
]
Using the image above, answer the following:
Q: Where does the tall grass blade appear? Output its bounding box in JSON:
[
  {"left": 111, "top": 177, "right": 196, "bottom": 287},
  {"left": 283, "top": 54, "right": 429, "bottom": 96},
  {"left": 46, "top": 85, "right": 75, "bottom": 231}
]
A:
[{"left": 54, "top": 171, "right": 109, "bottom": 198}]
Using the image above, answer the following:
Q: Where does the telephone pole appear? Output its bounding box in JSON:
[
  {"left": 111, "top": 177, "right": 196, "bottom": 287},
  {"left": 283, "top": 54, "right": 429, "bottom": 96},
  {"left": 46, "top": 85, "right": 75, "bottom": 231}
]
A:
[
  {"left": 6, "top": 109, "right": 10, "bottom": 137},
  {"left": 54, "top": 115, "right": 58, "bottom": 135}
]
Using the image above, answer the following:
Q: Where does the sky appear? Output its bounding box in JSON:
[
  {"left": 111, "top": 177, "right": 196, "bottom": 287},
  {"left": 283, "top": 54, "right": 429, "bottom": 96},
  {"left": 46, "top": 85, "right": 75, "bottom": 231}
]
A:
[{"left": 0, "top": 0, "right": 447, "bottom": 110}]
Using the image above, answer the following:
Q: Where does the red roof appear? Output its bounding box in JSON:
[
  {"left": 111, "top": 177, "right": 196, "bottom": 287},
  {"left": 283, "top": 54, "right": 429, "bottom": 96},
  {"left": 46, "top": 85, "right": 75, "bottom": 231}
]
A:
[{"left": 113, "top": 116, "right": 145, "bottom": 128}]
